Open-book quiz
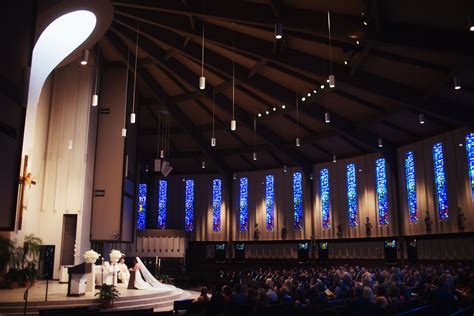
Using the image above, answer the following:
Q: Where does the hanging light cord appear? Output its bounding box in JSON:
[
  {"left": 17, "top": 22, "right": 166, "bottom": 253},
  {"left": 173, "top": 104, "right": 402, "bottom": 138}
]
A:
[
  {"left": 296, "top": 94, "right": 299, "bottom": 138},
  {"left": 201, "top": 23, "right": 205, "bottom": 77},
  {"left": 328, "top": 11, "right": 333, "bottom": 76},
  {"left": 132, "top": 23, "right": 139, "bottom": 116},
  {"left": 123, "top": 35, "right": 131, "bottom": 130},
  {"left": 232, "top": 23, "right": 235, "bottom": 121},
  {"left": 212, "top": 88, "right": 215, "bottom": 138},
  {"left": 156, "top": 110, "right": 161, "bottom": 158},
  {"left": 94, "top": 45, "right": 100, "bottom": 94}
]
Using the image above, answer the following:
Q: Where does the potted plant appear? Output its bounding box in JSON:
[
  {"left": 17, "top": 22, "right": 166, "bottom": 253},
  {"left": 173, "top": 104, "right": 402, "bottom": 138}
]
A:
[
  {"left": 95, "top": 284, "right": 120, "bottom": 309},
  {"left": 5, "top": 268, "right": 22, "bottom": 289},
  {"left": 21, "top": 234, "right": 41, "bottom": 269},
  {"left": 0, "top": 236, "right": 14, "bottom": 276},
  {"left": 23, "top": 263, "right": 39, "bottom": 287}
]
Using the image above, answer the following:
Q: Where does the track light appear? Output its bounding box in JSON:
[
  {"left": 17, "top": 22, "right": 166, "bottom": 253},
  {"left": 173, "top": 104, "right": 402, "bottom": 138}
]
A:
[
  {"left": 199, "top": 76, "right": 206, "bottom": 90},
  {"left": 92, "top": 94, "right": 98, "bottom": 106},
  {"left": 378, "top": 138, "right": 383, "bottom": 148},
  {"left": 121, "top": 128, "right": 127, "bottom": 137},
  {"left": 313, "top": 89, "right": 317, "bottom": 94},
  {"left": 80, "top": 50, "right": 89, "bottom": 65},
  {"left": 211, "top": 137, "right": 216, "bottom": 147},
  {"left": 231, "top": 119, "right": 237, "bottom": 131},
  {"left": 469, "top": 16, "right": 474, "bottom": 31},
  {"left": 363, "top": 21, "right": 368, "bottom": 26},
  {"left": 301, "top": 97, "right": 306, "bottom": 101},
  {"left": 258, "top": 113, "right": 262, "bottom": 117},
  {"left": 356, "top": 40, "right": 360, "bottom": 45},
  {"left": 325, "top": 112, "right": 331, "bottom": 123},
  {"left": 202, "top": 160, "right": 206, "bottom": 169},
  {"left": 130, "top": 112, "right": 136, "bottom": 124},
  {"left": 281, "top": 105, "right": 286, "bottom": 109},
  {"left": 296, "top": 137, "right": 301, "bottom": 147},
  {"left": 419, "top": 113, "right": 425, "bottom": 124},
  {"left": 275, "top": 23, "right": 283, "bottom": 39},
  {"left": 344, "top": 60, "right": 348, "bottom": 65},
  {"left": 454, "top": 77, "right": 461, "bottom": 90},
  {"left": 273, "top": 107, "right": 276, "bottom": 111},
  {"left": 307, "top": 92, "right": 311, "bottom": 97},
  {"left": 253, "top": 152, "right": 257, "bottom": 161},
  {"left": 333, "top": 155, "right": 337, "bottom": 163},
  {"left": 329, "top": 75, "right": 335, "bottom": 88},
  {"left": 320, "top": 84, "right": 325, "bottom": 89},
  {"left": 265, "top": 110, "right": 270, "bottom": 115}
]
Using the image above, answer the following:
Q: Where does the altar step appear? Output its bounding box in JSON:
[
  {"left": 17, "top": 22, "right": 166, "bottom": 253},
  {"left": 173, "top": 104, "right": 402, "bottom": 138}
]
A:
[{"left": 0, "top": 288, "right": 193, "bottom": 315}]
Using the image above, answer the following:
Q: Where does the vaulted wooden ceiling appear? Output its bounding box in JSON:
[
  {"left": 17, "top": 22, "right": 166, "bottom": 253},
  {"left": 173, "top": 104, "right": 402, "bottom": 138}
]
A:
[{"left": 99, "top": 0, "right": 474, "bottom": 175}]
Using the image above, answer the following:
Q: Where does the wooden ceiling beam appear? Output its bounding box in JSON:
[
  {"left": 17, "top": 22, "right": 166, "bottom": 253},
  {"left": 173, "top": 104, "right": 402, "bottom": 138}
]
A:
[{"left": 106, "top": 30, "right": 231, "bottom": 174}]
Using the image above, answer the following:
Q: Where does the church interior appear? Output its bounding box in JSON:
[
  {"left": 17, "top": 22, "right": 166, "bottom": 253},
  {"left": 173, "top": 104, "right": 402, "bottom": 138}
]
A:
[{"left": 1, "top": 0, "right": 474, "bottom": 315}]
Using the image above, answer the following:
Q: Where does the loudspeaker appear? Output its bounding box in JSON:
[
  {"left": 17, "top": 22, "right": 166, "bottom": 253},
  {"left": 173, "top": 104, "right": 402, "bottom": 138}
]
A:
[
  {"left": 161, "top": 160, "right": 173, "bottom": 177},
  {"left": 406, "top": 239, "right": 417, "bottom": 263},
  {"left": 234, "top": 243, "right": 245, "bottom": 263},
  {"left": 215, "top": 243, "right": 226, "bottom": 263},
  {"left": 297, "top": 242, "right": 309, "bottom": 263},
  {"left": 39, "top": 245, "right": 55, "bottom": 280},
  {"left": 384, "top": 240, "right": 398, "bottom": 265},
  {"left": 318, "top": 242, "right": 329, "bottom": 263},
  {"left": 154, "top": 159, "right": 161, "bottom": 172}
]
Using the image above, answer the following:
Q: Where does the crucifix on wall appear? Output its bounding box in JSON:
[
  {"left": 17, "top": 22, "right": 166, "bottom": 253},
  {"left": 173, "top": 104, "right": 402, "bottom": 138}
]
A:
[{"left": 18, "top": 155, "right": 36, "bottom": 230}]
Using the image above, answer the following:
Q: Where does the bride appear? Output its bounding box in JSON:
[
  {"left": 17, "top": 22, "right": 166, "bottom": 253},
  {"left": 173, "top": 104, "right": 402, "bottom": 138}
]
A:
[{"left": 130, "top": 257, "right": 174, "bottom": 290}]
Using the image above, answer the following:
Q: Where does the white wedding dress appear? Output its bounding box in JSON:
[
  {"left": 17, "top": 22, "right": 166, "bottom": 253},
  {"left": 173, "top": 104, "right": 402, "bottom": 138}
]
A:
[{"left": 133, "top": 257, "right": 174, "bottom": 291}]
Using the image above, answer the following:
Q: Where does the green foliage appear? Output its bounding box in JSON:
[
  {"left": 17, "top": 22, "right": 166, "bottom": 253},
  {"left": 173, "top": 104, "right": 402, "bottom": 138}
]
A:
[
  {"left": 0, "top": 236, "right": 14, "bottom": 273},
  {"left": 5, "top": 268, "right": 22, "bottom": 283},
  {"left": 95, "top": 284, "right": 120, "bottom": 302},
  {"left": 22, "top": 234, "right": 42, "bottom": 268}
]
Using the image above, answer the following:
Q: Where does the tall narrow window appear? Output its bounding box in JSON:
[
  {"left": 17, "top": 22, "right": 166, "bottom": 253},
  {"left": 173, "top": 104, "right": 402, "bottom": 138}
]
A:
[
  {"left": 239, "top": 177, "right": 249, "bottom": 231},
  {"left": 212, "top": 179, "right": 222, "bottom": 232},
  {"left": 346, "top": 163, "right": 358, "bottom": 227},
  {"left": 137, "top": 183, "right": 147, "bottom": 230},
  {"left": 184, "top": 179, "right": 194, "bottom": 232},
  {"left": 466, "top": 133, "right": 474, "bottom": 201},
  {"left": 157, "top": 180, "right": 167, "bottom": 229},
  {"left": 265, "top": 175, "right": 275, "bottom": 231},
  {"left": 320, "top": 168, "right": 330, "bottom": 229},
  {"left": 293, "top": 172, "right": 303, "bottom": 229},
  {"left": 405, "top": 151, "right": 418, "bottom": 223},
  {"left": 433, "top": 143, "right": 448, "bottom": 220},
  {"left": 376, "top": 158, "right": 389, "bottom": 225}
]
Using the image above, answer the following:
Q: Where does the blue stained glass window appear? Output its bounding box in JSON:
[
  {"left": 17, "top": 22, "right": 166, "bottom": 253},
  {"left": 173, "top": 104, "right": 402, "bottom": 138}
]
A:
[
  {"left": 405, "top": 151, "right": 418, "bottom": 223},
  {"left": 137, "top": 184, "right": 147, "bottom": 230},
  {"left": 157, "top": 180, "right": 167, "bottom": 229},
  {"left": 293, "top": 172, "right": 303, "bottom": 229},
  {"left": 376, "top": 158, "right": 389, "bottom": 225},
  {"left": 212, "top": 179, "right": 222, "bottom": 232},
  {"left": 239, "top": 177, "right": 249, "bottom": 232},
  {"left": 320, "top": 168, "right": 330, "bottom": 229},
  {"left": 433, "top": 143, "right": 448, "bottom": 220},
  {"left": 466, "top": 133, "right": 474, "bottom": 201},
  {"left": 346, "top": 163, "right": 358, "bottom": 227},
  {"left": 184, "top": 180, "right": 194, "bottom": 232},
  {"left": 265, "top": 175, "right": 275, "bottom": 231}
]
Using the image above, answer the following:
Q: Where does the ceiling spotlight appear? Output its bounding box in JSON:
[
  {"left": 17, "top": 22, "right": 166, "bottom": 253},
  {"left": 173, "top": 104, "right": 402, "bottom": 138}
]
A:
[
  {"left": 469, "top": 16, "right": 474, "bottom": 31},
  {"left": 265, "top": 110, "right": 270, "bottom": 115},
  {"left": 329, "top": 75, "right": 335, "bottom": 88},
  {"left": 258, "top": 113, "right": 262, "bottom": 117},
  {"left": 313, "top": 89, "right": 317, "bottom": 94},
  {"left": 454, "top": 77, "right": 461, "bottom": 90},
  {"left": 356, "top": 40, "right": 360, "bottom": 45},
  {"left": 419, "top": 113, "right": 425, "bottom": 124},
  {"left": 275, "top": 23, "right": 283, "bottom": 39},
  {"left": 253, "top": 152, "right": 257, "bottom": 161},
  {"left": 80, "top": 49, "right": 89, "bottom": 65},
  {"left": 301, "top": 97, "right": 306, "bottom": 101},
  {"left": 332, "top": 155, "right": 337, "bottom": 163},
  {"left": 281, "top": 105, "right": 286, "bottom": 109},
  {"left": 325, "top": 112, "right": 330, "bottom": 123},
  {"left": 307, "top": 92, "right": 311, "bottom": 97},
  {"left": 273, "top": 107, "right": 276, "bottom": 111},
  {"left": 320, "top": 84, "right": 325, "bottom": 89},
  {"left": 202, "top": 160, "right": 206, "bottom": 169},
  {"left": 378, "top": 138, "right": 383, "bottom": 148},
  {"left": 363, "top": 21, "right": 368, "bottom": 26}
]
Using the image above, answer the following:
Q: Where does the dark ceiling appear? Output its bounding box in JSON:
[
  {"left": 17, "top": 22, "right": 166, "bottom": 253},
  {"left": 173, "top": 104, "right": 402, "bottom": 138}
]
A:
[{"left": 100, "top": 0, "right": 474, "bottom": 175}]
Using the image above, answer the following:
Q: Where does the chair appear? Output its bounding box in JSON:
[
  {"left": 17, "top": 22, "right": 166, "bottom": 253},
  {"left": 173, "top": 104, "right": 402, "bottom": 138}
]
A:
[{"left": 173, "top": 299, "right": 195, "bottom": 314}]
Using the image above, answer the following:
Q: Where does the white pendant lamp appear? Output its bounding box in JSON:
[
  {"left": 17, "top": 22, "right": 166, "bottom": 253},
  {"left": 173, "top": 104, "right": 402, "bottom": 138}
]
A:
[
  {"left": 325, "top": 112, "right": 331, "bottom": 123},
  {"left": 275, "top": 23, "right": 282, "bottom": 39},
  {"left": 80, "top": 49, "right": 89, "bottom": 65}
]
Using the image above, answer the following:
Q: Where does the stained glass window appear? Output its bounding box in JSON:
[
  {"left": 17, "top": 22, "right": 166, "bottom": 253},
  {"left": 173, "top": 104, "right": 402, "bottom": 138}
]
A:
[
  {"left": 346, "top": 163, "right": 358, "bottom": 227},
  {"left": 433, "top": 143, "right": 448, "bottom": 220},
  {"left": 239, "top": 177, "right": 249, "bottom": 231},
  {"left": 265, "top": 175, "right": 275, "bottom": 231},
  {"left": 293, "top": 172, "right": 303, "bottom": 229},
  {"left": 157, "top": 180, "right": 167, "bottom": 229},
  {"left": 405, "top": 151, "right": 418, "bottom": 223},
  {"left": 466, "top": 133, "right": 474, "bottom": 201},
  {"left": 376, "top": 158, "right": 389, "bottom": 225},
  {"left": 137, "top": 184, "right": 147, "bottom": 230},
  {"left": 184, "top": 179, "right": 194, "bottom": 232},
  {"left": 212, "top": 179, "right": 222, "bottom": 232},
  {"left": 320, "top": 168, "right": 330, "bottom": 229}
]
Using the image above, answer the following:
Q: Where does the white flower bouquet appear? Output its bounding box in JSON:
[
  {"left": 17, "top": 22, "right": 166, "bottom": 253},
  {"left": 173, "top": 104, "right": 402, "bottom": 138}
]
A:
[
  {"left": 83, "top": 250, "right": 99, "bottom": 263},
  {"left": 109, "top": 249, "right": 123, "bottom": 264}
]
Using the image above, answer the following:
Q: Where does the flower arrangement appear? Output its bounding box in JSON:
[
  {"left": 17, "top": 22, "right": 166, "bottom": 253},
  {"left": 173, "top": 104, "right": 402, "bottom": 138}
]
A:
[
  {"left": 109, "top": 250, "right": 123, "bottom": 264},
  {"left": 84, "top": 250, "right": 100, "bottom": 263}
]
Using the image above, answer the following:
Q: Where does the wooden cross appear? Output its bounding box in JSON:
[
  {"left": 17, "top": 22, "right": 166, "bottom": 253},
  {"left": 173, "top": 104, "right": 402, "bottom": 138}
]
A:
[{"left": 18, "top": 155, "right": 36, "bottom": 230}]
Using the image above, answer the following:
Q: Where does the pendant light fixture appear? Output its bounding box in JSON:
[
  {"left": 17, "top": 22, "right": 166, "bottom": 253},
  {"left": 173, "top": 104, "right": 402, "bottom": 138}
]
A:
[
  {"left": 454, "top": 77, "right": 461, "bottom": 90},
  {"left": 230, "top": 23, "right": 237, "bottom": 131},
  {"left": 275, "top": 23, "right": 283, "bottom": 39},
  {"left": 332, "top": 155, "right": 337, "bottom": 163},
  {"left": 378, "top": 137, "right": 383, "bottom": 148},
  {"left": 419, "top": 113, "right": 425, "bottom": 124},
  {"left": 327, "top": 12, "right": 335, "bottom": 88},
  {"left": 130, "top": 24, "right": 139, "bottom": 124},
  {"left": 122, "top": 37, "right": 131, "bottom": 138},
  {"left": 199, "top": 22, "right": 206, "bottom": 90},
  {"left": 202, "top": 160, "right": 206, "bottom": 169},
  {"left": 92, "top": 45, "right": 99, "bottom": 106},
  {"left": 211, "top": 88, "right": 216, "bottom": 147},
  {"left": 80, "top": 49, "right": 89, "bottom": 65},
  {"left": 325, "top": 111, "right": 331, "bottom": 123},
  {"left": 296, "top": 95, "right": 300, "bottom": 147},
  {"left": 469, "top": 16, "right": 474, "bottom": 31}
]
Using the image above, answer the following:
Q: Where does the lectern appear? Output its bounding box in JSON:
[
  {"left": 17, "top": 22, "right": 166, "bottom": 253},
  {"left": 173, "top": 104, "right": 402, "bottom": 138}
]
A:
[{"left": 67, "top": 263, "right": 92, "bottom": 296}]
